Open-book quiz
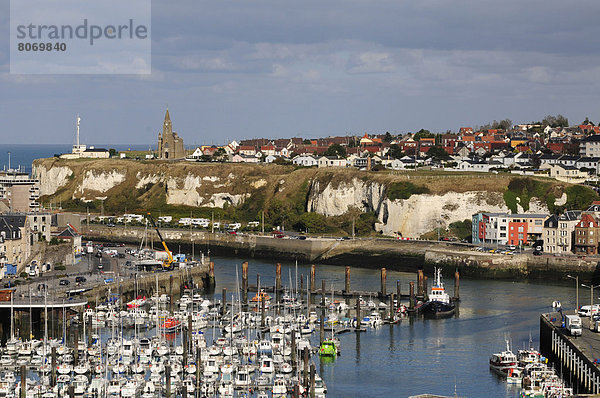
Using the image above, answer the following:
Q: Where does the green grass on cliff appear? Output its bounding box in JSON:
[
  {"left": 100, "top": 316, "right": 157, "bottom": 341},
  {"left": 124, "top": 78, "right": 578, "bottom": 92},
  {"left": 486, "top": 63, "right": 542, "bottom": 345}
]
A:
[{"left": 503, "top": 177, "right": 598, "bottom": 214}]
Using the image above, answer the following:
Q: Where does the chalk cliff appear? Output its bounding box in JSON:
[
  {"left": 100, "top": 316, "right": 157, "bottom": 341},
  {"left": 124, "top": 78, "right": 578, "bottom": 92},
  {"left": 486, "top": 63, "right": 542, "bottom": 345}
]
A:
[{"left": 33, "top": 158, "right": 563, "bottom": 237}]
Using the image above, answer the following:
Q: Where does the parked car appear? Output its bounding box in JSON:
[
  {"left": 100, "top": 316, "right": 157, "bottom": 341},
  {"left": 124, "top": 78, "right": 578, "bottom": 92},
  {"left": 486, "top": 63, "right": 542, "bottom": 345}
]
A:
[
  {"left": 75, "top": 276, "right": 87, "bottom": 283},
  {"left": 533, "top": 250, "right": 543, "bottom": 256},
  {"left": 59, "top": 279, "right": 70, "bottom": 286}
]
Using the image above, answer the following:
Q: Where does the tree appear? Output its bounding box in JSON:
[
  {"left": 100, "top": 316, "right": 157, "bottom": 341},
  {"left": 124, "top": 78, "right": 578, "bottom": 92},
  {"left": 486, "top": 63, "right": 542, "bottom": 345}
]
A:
[
  {"left": 383, "top": 132, "right": 393, "bottom": 143},
  {"left": 109, "top": 148, "right": 117, "bottom": 157},
  {"left": 583, "top": 117, "right": 595, "bottom": 126},
  {"left": 324, "top": 143, "right": 346, "bottom": 158},
  {"left": 426, "top": 145, "right": 450, "bottom": 161},
  {"left": 387, "top": 144, "right": 405, "bottom": 159},
  {"left": 477, "top": 118, "right": 512, "bottom": 131},
  {"left": 212, "top": 148, "right": 227, "bottom": 161},
  {"left": 302, "top": 139, "right": 312, "bottom": 144},
  {"left": 542, "top": 114, "right": 569, "bottom": 128},
  {"left": 413, "top": 129, "right": 434, "bottom": 140}
]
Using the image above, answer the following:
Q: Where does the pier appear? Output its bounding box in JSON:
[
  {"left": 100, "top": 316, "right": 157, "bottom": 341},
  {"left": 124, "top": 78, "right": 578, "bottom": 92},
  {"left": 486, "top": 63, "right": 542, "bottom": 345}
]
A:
[{"left": 540, "top": 312, "right": 600, "bottom": 394}]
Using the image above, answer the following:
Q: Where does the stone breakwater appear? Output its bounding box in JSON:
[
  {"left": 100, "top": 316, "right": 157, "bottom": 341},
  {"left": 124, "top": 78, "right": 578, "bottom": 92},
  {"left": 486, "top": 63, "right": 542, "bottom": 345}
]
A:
[{"left": 82, "top": 225, "right": 600, "bottom": 280}]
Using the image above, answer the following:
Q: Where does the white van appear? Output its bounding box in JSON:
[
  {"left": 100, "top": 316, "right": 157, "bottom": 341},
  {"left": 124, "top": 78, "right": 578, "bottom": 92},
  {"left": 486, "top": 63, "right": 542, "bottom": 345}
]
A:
[{"left": 578, "top": 304, "right": 600, "bottom": 317}]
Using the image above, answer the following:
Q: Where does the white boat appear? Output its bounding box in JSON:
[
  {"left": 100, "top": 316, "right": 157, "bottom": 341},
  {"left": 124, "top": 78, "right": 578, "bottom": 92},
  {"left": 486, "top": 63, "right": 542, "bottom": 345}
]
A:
[{"left": 489, "top": 339, "right": 518, "bottom": 377}]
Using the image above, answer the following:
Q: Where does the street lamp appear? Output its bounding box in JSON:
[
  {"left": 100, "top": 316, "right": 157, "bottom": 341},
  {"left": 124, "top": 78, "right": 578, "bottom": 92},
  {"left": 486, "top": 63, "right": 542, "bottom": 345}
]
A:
[
  {"left": 567, "top": 274, "right": 579, "bottom": 314},
  {"left": 581, "top": 283, "right": 600, "bottom": 328}
]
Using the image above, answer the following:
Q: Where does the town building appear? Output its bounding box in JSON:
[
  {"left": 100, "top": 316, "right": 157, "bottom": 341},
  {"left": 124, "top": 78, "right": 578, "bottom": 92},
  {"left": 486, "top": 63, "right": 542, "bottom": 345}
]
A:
[
  {"left": 542, "top": 211, "right": 581, "bottom": 254},
  {"left": 292, "top": 155, "right": 318, "bottom": 167},
  {"left": 318, "top": 156, "right": 347, "bottom": 168},
  {"left": 157, "top": 108, "right": 185, "bottom": 160},
  {"left": 0, "top": 170, "right": 40, "bottom": 213},
  {"left": 472, "top": 212, "right": 548, "bottom": 246},
  {"left": 579, "top": 134, "right": 600, "bottom": 157},
  {"left": 574, "top": 213, "right": 600, "bottom": 255}
]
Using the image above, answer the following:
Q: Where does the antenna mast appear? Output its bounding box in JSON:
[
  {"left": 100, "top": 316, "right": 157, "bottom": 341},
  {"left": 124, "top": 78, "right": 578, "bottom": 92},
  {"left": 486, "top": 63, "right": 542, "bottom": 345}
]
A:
[{"left": 76, "top": 115, "right": 81, "bottom": 149}]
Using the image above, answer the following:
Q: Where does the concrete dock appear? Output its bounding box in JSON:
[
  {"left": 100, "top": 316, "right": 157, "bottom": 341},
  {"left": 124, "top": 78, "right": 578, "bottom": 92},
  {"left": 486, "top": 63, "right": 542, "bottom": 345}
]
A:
[{"left": 540, "top": 312, "right": 600, "bottom": 394}]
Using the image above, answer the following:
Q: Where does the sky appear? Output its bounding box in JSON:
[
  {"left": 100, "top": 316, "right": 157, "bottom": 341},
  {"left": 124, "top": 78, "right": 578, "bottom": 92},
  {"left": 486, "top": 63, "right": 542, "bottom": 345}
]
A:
[{"left": 1, "top": 0, "right": 600, "bottom": 146}]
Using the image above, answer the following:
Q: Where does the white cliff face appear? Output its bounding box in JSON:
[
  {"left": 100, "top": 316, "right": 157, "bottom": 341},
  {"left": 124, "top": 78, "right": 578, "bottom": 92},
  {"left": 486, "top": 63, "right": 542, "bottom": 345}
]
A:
[
  {"left": 34, "top": 166, "right": 73, "bottom": 196},
  {"left": 376, "top": 192, "right": 513, "bottom": 237},
  {"left": 135, "top": 173, "right": 163, "bottom": 189},
  {"left": 166, "top": 175, "right": 203, "bottom": 206},
  {"left": 164, "top": 174, "right": 248, "bottom": 208},
  {"left": 307, "top": 179, "right": 552, "bottom": 237},
  {"left": 208, "top": 193, "right": 249, "bottom": 208},
  {"left": 78, "top": 170, "right": 126, "bottom": 194},
  {"left": 307, "top": 179, "right": 385, "bottom": 215}
]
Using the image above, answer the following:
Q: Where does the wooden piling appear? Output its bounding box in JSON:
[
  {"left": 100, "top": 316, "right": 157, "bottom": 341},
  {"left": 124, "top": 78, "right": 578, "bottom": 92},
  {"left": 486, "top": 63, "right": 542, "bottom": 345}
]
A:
[
  {"left": 303, "top": 347, "right": 309, "bottom": 387},
  {"left": 396, "top": 280, "right": 401, "bottom": 301},
  {"left": 310, "top": 363, "right": 316, "bottom": 398},
  {"left": 424, "top": 275, "right": 429, "bottom": 301},
  {"left": 310, "top": 265, "right": 316, "bottom": 292},
  {"left": 276, "top": 263, "right": 282, "bottom": 292},
  {"left": 73, "top": 326, "right": 79, "bottom": 366},
  {"left": 207, "top": 261, "right": 216, "bottom": 292},
  {"left": 20, "top": 365, "right": 26, "bottom": 398},
  {"left": 409, "top": 281, "right": 415, "bottom": 310},
  {"left": 68, "top": 385, "right": 74, "bottom": 398},
  {"left": 195, "top": 347, "right": 201, "bottom": 393},
  {"left": 344, "top": 266, "right": 350, "bottom": 293},
  {"left": 417, "top": 269, "right": 424, "bottom": 297},
  {"left": 389, "top": 294, "right": 394, "bottom": 321},
  {"left": 356, "top": 297, "right": 361, "bottom": 331},
  {"left": 291, "top": 329, "right": 297, "bottom": 373},
  {"left": 261, "top": 294, "right": 266, "bottom": 328},
  {"left": 380, "top": 268, "right": 387, "bottom": 297},
  {"left": 242, "top": 261, "right": 249, "bottom": 305},
  {"left": 165, "top": 364, "right": 171, "bottom": 397},
  {"left": 454, "top": 269, "right": 460, "bottom": 300},
  {"left": 182, "top": 386, "right": 187, "bottom": 398},
  {"left": 51, "top": 346, "right": 56, "bottom": 386},
  {"left": 222, "top": 288, "right": 227, "bottom": 316}
]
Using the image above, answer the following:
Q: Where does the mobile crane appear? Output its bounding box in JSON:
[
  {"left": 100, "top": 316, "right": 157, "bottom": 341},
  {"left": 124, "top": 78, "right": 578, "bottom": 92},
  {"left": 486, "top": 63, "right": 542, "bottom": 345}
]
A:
[{"left": 146, "top": 212, "right": 174, "bottom": 270}]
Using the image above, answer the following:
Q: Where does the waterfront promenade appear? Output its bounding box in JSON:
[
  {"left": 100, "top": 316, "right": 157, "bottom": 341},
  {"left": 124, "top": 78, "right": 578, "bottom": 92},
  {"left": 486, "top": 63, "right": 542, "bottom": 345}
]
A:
[{"left": 82, "top": 225, "right": 600, "bottom": 280}]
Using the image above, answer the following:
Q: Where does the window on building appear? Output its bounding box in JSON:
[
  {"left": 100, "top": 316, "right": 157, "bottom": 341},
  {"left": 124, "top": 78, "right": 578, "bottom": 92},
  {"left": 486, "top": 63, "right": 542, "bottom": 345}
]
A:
[
  {"left": 518, "top": 233, "right": 524, "bottom": 240},
  {"left": 518, "top": 226, "right": 524, "bottom": 232}
]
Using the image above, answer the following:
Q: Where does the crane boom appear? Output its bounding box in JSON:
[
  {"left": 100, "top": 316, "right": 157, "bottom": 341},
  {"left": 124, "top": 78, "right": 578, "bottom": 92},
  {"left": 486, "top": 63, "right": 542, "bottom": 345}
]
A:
[{"left": 146, "top": 213, "right": 174, "bottom": 269}]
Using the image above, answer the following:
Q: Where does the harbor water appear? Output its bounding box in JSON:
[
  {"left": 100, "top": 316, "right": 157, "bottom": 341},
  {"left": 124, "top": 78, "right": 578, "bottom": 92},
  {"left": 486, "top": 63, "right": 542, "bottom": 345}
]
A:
[{"left": 208, "top": 254, "right": 576, "bottom": 398}]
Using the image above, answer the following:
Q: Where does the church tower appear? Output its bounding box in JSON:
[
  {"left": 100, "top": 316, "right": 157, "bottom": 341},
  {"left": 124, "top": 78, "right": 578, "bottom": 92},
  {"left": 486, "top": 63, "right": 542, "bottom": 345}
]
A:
[{"left": 157, "top": 108, "right": 185, "bottom": 159}]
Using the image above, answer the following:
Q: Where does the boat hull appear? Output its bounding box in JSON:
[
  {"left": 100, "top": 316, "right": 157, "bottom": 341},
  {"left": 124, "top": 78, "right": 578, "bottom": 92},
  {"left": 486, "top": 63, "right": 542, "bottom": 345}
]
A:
[{"left": 420, "top": 300, "right": 455, "bottom": 318}]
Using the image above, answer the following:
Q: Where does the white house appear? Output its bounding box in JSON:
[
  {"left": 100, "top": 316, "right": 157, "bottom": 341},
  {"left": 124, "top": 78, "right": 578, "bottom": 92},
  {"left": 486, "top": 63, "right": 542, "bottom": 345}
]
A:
[
  {"left": 549, "top": 164, "right": 588, "bottom": 183},
  {"left": 292, "top": 155, "right": 318, "bottom": 167},
  {"left": 318, "top": 156, "right": 347, "bottom": 168},
  {"left": 264, "top": 155, "right": 278, "bottom": 163}
]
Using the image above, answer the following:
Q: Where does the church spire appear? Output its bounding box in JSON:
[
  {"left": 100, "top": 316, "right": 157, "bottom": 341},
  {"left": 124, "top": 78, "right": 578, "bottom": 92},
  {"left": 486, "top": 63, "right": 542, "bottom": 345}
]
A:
[{"left": 164, "top": 107, "right": 171, "bottom": 122}]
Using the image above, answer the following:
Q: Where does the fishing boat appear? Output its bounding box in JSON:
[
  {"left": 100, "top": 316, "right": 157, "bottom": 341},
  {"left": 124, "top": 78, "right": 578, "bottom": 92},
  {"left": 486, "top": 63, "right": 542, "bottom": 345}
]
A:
[
  {"left": 251, "top": 290, "right": 271, "bottom": 306},
  {"left": 126, "top": 295, "right": 147, "bottom": 309},
  {"left": 489, "top": 339, "right": 518, "bottom": 377},
  {"left": 420, "top": 267, "right": 456, "bottom": 318},
  {"left": 161, "top": 316, "right": 182, "bottom": 333},
  {"left": 318, "top": 339, "right": 337, "bottom": 357}
]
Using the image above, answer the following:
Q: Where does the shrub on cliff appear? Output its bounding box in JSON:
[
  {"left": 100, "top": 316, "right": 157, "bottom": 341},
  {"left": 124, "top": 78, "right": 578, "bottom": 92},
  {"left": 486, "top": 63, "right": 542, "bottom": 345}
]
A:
[
  {"left": 504, "top": 178, "right": 555, "bottom": 213},
  {"left": 387, "top": 182, "right": 430, "bottom": 200}
]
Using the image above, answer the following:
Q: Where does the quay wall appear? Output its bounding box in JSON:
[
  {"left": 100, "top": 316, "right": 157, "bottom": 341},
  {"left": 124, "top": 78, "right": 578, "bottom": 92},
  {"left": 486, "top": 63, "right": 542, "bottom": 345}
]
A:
[
  {"left": 81, "top": 262, "right": 210, "bottom": 305},
  {"left": 540, "top": 313, "right": 600, "bottom": 394},
  {"left": 82, "top": 225, "right": 600, "bottom": 280}
]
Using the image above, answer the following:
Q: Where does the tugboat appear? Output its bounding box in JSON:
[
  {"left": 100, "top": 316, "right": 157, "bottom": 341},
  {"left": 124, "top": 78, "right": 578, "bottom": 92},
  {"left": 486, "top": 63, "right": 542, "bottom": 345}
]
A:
[{"left": 420, "top": 268, "right": 456, "bottom": 318}]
